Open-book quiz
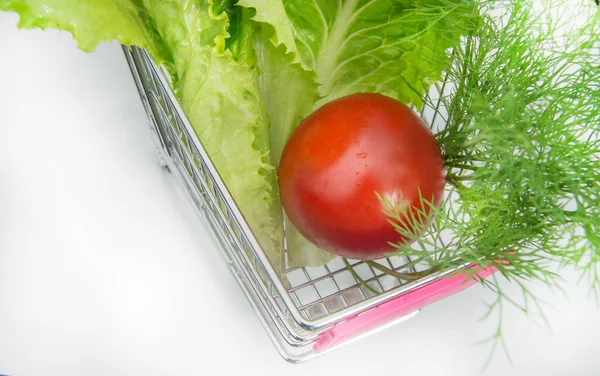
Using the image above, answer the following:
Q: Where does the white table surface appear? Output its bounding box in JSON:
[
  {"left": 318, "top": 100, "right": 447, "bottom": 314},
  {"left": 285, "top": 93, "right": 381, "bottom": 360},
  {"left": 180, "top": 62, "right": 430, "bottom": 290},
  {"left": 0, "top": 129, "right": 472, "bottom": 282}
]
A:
[{"left": 1, "top": 12, "right": 599, "bottom": 376}]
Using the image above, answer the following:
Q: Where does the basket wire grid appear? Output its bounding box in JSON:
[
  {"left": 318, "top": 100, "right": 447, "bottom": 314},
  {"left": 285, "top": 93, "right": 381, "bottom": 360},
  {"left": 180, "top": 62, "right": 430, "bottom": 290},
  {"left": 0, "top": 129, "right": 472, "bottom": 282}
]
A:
[{"left": 122, "top": 45, "right": 479, "bottom": 362}]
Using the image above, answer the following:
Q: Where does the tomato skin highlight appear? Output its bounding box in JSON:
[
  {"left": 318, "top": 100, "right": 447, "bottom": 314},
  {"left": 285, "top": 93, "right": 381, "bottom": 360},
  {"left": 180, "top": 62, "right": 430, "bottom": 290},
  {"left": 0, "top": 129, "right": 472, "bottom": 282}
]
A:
[{"left": 278, "top": 93, "right": 446, "bottom": 260}]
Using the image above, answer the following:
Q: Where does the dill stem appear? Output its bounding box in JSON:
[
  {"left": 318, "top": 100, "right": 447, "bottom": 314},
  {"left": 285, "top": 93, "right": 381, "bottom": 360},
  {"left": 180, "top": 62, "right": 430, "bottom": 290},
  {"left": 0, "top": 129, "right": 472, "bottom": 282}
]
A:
[
  {"left": 366, "top": 260, "right": 439, "bottom": 281},
  {"left": 446, "top": 163, "right": 480, "bottom": 170},
  {"left": 446, "top": 177, "right": 467, "bottom": 190},
  {"left": 446, "top": 174, "right": 473, "bottom": 189},
  {"left": 342, "top": 258, "right": 379, "bottom": 294},
  {"left": 445, "top": 153, "right": 487, "bottom": 163},
  {"left": 430, "top": 52, "right": 455, "bottom": 126}
]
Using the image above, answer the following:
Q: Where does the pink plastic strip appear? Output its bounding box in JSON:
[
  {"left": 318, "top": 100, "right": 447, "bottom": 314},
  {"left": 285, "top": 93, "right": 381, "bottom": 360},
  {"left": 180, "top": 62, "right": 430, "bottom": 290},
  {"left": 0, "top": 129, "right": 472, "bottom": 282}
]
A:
[{"left": 313, "top": 265, "right": 497, "bottom": 353}]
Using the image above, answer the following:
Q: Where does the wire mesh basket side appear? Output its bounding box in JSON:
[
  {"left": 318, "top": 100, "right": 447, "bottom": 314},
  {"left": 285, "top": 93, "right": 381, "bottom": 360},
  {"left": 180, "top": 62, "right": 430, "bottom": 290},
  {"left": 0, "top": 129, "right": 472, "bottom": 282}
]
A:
[{"left": 121, "top": 44, "right": 477, "bottom": 362}]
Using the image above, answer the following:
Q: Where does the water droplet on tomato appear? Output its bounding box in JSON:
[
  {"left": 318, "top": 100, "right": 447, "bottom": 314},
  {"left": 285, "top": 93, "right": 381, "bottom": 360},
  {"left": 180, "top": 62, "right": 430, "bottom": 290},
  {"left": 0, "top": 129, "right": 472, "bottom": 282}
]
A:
[
  {"left": 356, "top": 182, "right": 363, "bottom": 187},
  {"left": 356, "top": 152, "right": 368, "bottom": 159}
]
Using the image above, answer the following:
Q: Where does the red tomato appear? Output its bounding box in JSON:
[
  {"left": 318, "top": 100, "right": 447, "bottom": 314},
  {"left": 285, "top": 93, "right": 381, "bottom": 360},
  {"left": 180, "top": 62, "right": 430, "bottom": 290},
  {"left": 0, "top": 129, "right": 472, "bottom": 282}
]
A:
[{"left": 278, "top": 93, "right": 446, "bottom": 260}]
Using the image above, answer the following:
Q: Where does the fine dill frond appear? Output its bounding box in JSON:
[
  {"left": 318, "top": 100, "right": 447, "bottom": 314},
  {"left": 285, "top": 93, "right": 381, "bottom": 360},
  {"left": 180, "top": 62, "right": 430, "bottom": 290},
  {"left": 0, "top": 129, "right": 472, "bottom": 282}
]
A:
[{"left": 383, "top": 0, "right": 600, "bottom": 363}]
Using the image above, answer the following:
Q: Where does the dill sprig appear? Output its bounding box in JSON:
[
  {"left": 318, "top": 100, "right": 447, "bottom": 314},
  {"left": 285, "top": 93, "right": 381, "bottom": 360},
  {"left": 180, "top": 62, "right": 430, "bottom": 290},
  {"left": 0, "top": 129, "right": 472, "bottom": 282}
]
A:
[{"left": 383, "top": 0, "right": 600, "bottom": 364}]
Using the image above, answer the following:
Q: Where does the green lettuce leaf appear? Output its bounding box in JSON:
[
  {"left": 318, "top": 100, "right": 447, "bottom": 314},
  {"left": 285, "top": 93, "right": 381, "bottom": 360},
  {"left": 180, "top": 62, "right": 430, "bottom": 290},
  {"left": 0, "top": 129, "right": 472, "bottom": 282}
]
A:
[
  {"left": 0, "top": 0, "right": 170, "bottom": 64},
  {"left": 253, "top": 25, "right": 334, "bottom": 267},
  {"left": 237, "top": 0, "right": 299, "bottom": 57},
  {"left": 252, "top": 26, "right": 317, "bottom": 167},
  {"left": 140, "top": 0, "right": 285, "bottom": 273},
  {"left": 237, "top": 0, "right": 477, "bottom": 107}
]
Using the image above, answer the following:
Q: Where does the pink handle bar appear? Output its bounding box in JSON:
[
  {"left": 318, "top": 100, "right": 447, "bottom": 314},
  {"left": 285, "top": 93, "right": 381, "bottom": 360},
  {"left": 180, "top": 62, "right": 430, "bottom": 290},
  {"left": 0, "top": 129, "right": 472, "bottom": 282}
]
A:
[{"left": 313, "top": 265, "right": 497, "bottom": 353}]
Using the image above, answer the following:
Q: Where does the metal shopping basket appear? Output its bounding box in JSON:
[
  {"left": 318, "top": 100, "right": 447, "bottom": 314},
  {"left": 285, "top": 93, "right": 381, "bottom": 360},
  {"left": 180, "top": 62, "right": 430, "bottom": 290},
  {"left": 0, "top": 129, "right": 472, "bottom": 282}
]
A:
[{"left": 122, "top": 45, "right": 496, "bottom": 363}]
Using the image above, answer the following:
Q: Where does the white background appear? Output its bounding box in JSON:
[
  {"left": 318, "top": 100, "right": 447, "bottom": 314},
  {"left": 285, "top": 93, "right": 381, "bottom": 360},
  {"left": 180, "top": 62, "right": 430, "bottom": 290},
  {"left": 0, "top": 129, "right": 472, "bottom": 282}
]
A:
[{"left": 1, "top": 11, "right": 599, "bottom": 376}]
